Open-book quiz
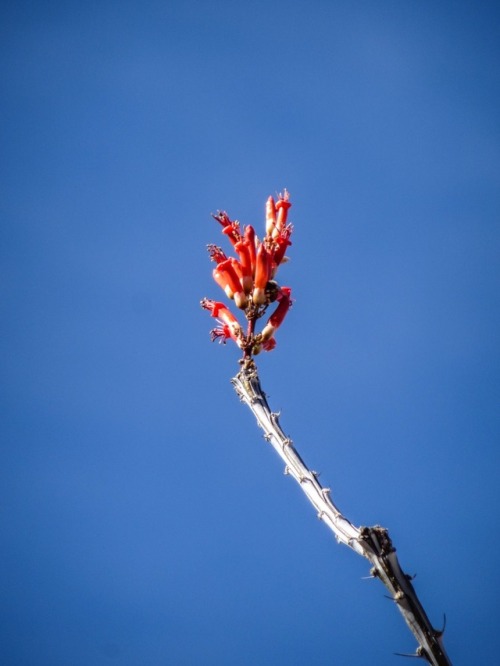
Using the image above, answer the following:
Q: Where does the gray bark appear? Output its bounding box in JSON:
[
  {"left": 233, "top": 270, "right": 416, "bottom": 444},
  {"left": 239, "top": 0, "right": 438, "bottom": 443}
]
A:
[{"left": 232, "top": 360, "right": 451, "bottom": 665}]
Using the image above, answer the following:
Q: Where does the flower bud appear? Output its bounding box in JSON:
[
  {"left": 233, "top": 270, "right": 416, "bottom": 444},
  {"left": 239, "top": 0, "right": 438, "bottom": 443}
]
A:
[
  {"left": 253, "top": 244, "right": 271, "bottom": 305},
  {"left": 265, "top": 196, "right": 277, "bottom": 236}
]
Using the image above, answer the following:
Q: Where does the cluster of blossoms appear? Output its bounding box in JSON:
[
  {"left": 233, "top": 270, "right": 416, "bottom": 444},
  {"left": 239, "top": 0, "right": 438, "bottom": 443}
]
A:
[{"left": 201, "top": 190, "right": 293, "bottom": 358}]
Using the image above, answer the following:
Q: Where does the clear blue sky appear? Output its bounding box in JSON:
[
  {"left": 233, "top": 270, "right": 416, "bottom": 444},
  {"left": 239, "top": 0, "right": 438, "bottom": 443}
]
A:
[{"left": 2, "top": 1, "right": 499, "bottom": 664}]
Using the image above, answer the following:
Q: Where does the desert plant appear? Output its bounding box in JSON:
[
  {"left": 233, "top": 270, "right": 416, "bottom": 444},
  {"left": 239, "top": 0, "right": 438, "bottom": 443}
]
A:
[{"left": 201, "top": 192, "right": 451, "bottom": 665}]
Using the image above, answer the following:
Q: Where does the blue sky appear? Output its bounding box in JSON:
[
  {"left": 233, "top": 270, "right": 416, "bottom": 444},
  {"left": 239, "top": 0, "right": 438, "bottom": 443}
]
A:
[{"left": 1, "top": 1, "right": 499, "bottom": 664}]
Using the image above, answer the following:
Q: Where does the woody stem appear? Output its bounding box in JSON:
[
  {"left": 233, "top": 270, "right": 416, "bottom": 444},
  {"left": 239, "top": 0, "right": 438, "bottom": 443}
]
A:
[
  {"left": 242, "top": 314, "right": 257, "bottom": 360},
  {"left": 231, "top": 362, "right": 452, "bottom": 666}
]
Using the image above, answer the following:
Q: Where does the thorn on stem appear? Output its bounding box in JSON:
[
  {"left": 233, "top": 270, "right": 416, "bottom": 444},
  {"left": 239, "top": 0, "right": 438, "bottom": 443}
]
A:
[
  {"left": 393, "top": 650, "right": 424, "bottom": 659},
  {"left": 436, "top": 613, "right": 447, "bottom": 637},
  {"left": 362, "top": 568, "right": 378, "bottom": 580}
]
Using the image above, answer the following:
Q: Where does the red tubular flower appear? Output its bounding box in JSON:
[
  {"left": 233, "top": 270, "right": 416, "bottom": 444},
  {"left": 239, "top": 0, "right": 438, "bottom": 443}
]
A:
[
  {"left": 244, "top": 225, "right": 257, "bottom": 276},
  {"left": 253, "top": 243, "right": 271, "bottom": 305},
  {"left": 201, "top": 298, "right": 243, "bottom": 346},
  {"left": 229, "top": 257, "right": 253, "bottom": 297},
  {"left": 273, "top": 227, "right": 293, "bottom": 266},
  {"left": 212, "top": 212, "right": 242, "bottom": 245},
  {"left": 265, "top": 196, "right": 277, "bottom": 237},
  {"left": 261, "top": 287, "right": 292, "bottom": 341},
  {"left": 274, "top": 190, "right": 292, "bottom": 238},
  {"left": 213, "top": 259, "right": 247, "bottom": 309},
  {"left": 234, "top": 239, "right": 253, "bottom": 293}
]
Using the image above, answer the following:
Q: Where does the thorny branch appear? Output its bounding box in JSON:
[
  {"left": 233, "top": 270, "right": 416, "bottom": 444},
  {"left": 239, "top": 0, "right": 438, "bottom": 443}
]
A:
[
  {"left": 202, "top": 192, "right": 452, "bottom": 663},
  {"left": 232, "top": 360, "right": 452, "bottom": 666}
]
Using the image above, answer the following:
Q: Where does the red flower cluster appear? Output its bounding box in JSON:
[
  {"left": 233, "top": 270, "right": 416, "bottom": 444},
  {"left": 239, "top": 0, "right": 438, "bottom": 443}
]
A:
[{"left": 201, "top": 191, "right": 293, "bottom": 357}]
